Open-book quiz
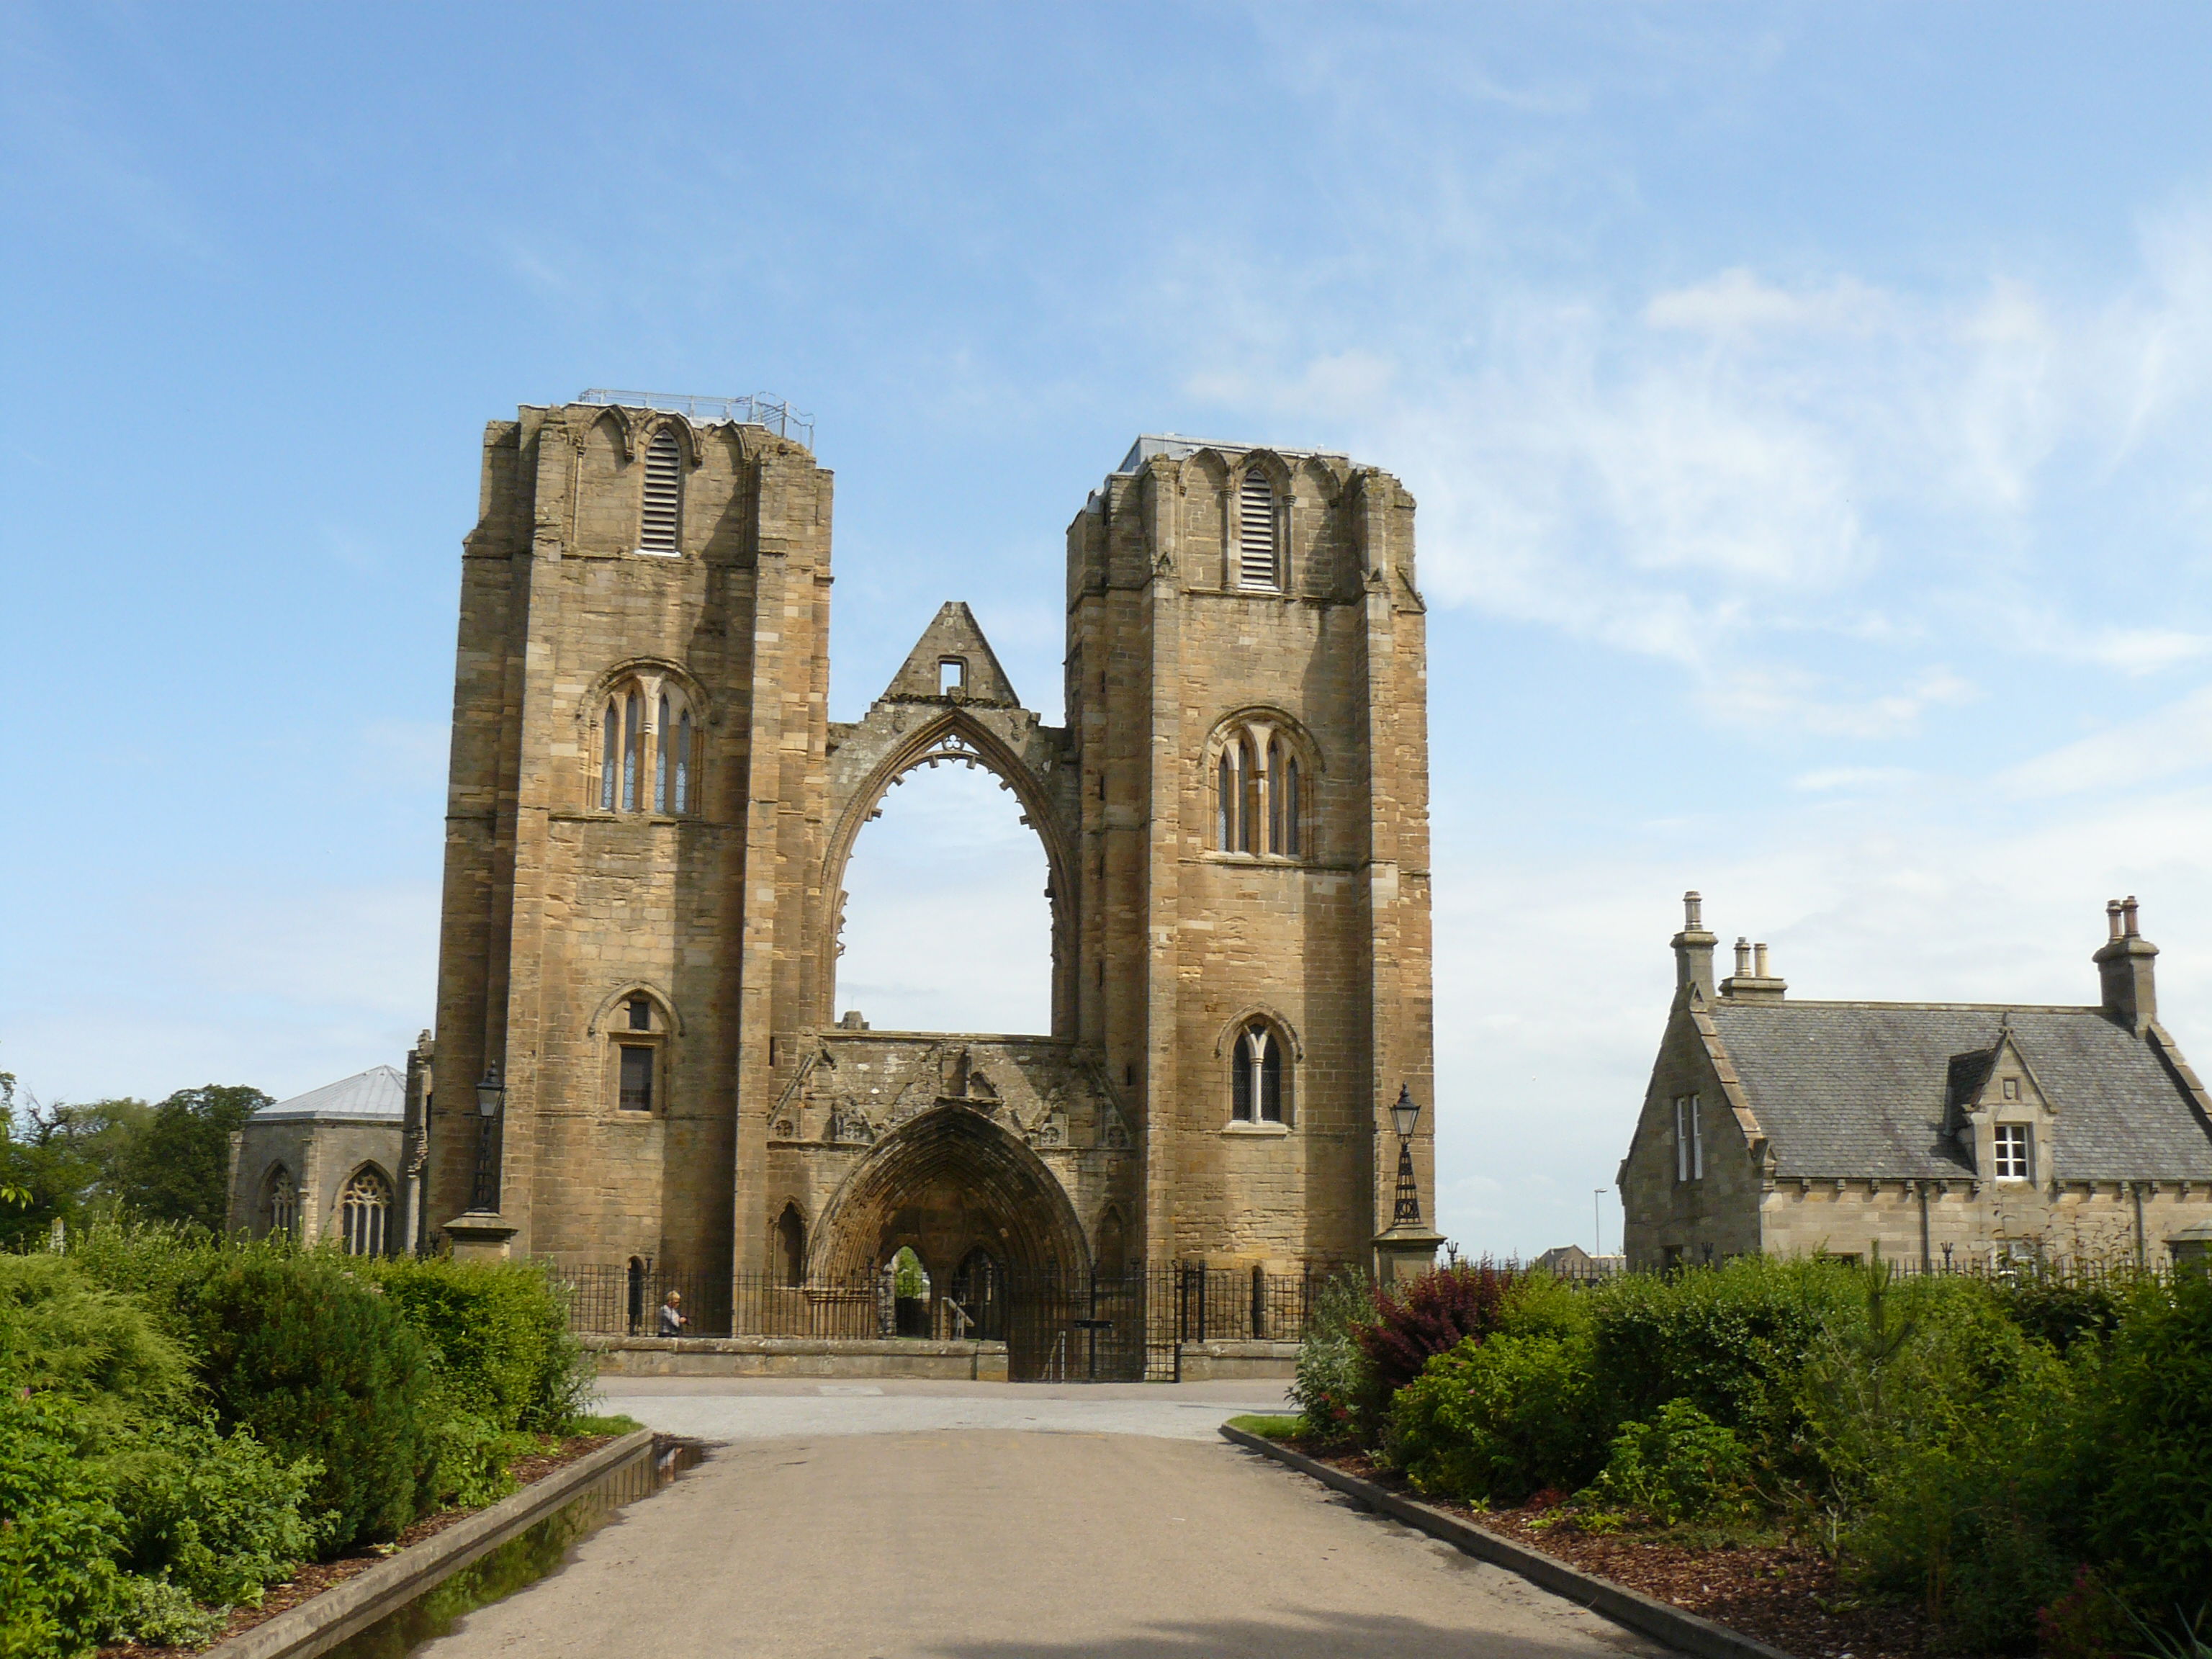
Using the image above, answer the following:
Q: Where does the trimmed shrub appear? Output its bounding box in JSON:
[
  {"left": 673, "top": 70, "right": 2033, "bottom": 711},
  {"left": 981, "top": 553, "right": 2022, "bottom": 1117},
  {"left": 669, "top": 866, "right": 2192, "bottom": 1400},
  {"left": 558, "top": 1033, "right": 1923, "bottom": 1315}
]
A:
[
  {"left": 1587, "top": 1254, "right": 1861, "bottom": 1467},
  {"left": 1387, "top": 1328, "right": 1601, "bottom": 1503},
  {"left": 1576, "top": 1399, "right": 1757, "bottom": 1527},
  {"left": 186, "top": 1253, "right": 440, "bottom": 1547},
  {"left": 1289, "top": 1267, "right": 1373, "bottom": 1442},
  {"left": 364, "top": 1254, "right": 589, "bottom": 1434}
]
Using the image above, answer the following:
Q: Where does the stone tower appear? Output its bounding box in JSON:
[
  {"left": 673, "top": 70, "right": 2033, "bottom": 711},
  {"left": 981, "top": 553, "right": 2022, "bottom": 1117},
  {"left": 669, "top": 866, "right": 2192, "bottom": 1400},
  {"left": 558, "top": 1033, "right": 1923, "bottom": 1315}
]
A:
[{"left": 426, "top": 400, "right": 1434, "bottom": 1301}]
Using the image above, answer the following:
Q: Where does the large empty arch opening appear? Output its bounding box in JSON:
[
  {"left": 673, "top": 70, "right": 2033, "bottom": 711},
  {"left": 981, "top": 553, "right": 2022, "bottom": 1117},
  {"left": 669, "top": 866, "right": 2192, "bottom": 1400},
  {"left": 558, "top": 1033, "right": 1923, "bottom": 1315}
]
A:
[{"left": 837, "top": 756, "right": 1052, "bottom": 1034}]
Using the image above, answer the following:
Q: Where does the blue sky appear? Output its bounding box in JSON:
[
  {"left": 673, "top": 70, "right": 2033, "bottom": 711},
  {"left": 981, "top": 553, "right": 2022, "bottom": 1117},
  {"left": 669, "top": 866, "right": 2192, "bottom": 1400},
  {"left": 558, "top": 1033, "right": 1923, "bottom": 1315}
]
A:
[{"left": 7, "top": 4, "right": 2212, "bottom": 1255}]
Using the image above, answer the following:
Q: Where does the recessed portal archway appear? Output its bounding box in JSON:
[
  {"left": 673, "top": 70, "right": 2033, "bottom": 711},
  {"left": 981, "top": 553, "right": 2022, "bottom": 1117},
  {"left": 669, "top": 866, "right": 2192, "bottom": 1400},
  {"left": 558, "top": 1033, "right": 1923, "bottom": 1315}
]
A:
[{"left": 811, "top": 1102, "right": 1090, "bottom": 1288}]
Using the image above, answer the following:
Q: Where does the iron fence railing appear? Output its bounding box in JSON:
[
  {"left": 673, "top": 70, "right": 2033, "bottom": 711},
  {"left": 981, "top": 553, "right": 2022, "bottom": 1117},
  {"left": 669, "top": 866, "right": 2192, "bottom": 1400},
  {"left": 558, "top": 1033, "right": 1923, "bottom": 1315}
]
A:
[{"left": 554, "top": 1261, "right": 1343, "bottom": 1381}]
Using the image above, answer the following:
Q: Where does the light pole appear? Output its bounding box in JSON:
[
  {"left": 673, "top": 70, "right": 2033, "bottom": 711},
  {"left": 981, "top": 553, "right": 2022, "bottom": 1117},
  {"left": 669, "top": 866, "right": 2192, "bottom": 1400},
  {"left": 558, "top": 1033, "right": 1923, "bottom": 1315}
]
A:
[
  {"left": 1390, "top": 1084, "right": 1421, "bottom": 1226},
  {"left": 1594, "top": 1189, "right": 1605, "bottom": 1257},
  {"left": 471, "top": 1064, "right": 505, "bottom": 1213}
]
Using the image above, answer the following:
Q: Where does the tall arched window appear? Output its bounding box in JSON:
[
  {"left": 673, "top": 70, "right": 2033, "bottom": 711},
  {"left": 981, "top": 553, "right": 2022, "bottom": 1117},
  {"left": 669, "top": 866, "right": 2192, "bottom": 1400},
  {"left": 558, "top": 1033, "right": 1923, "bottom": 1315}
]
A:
[
  {"left": 593, "top": 676, "right": 698, "bottom": 818},
  {"left": 621, "top": 691, "right": 641, "bottom": 811},
  {"left": 674, "top": 708, "right": 692, "bottom": 813},
  {"left": 1236, "top": 469, "right": 1280, "bottom": 590},
  {"left": 340, "top": 1167, "right": 391, "bottom": 1256},
  {"left": 601, "top": 697, "right": 620, "bottom": 810},
  {"left": 1210, "top": 715, "right": 1310, "bottom": 860},
  {"left": 1230, "top": 1021, "right": 1287, "bottom": 1125},
  {"left": 264, "top": 1165, "right": 297, "bottom": 1239},
  {"left": 640, "top": 427, "right": 682, "bottom": 552}
]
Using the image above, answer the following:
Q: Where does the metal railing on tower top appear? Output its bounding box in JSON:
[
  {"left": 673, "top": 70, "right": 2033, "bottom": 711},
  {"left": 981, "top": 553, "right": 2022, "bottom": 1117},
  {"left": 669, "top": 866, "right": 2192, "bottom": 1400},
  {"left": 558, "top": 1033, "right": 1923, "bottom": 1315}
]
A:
[{"left": 576, "top": 389, "right": 814, "bottom": 448}]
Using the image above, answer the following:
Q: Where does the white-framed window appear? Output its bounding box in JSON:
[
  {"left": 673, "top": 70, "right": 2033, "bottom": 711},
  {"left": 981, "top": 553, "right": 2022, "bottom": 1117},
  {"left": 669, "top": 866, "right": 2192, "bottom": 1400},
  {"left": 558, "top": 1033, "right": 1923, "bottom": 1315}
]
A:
[
  {"left": 1236, "top": 468, "right": 1281, "bottom": 590},
  {"left": 596, "top": 676, "right": 697, "bottom": 817},
  {"left": 340, "top": 1167, "right": 391, "bottom": 1256},
  {"left": 1993, "top": 1123, "right": 2032, "bottom": 1180},
  {"left": 639, "top": 427, "right": 683, "bottom": 552},
  {"left": 1674, "top": 1094, "right": 1703, "bottom": 1182},
  {"left": 1230, "top": 1019, "right": 1290, "bottom": 1125},
  {"left": 1210, "top": 715, "right": 1308, "bottom": 859}
]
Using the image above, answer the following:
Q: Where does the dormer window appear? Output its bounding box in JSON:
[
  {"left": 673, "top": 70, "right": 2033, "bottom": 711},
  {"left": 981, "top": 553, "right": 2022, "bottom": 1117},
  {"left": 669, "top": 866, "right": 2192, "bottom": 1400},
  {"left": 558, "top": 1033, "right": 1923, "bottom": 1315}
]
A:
[
  {"left": 639, "top": 428, "right": 683, "bottom": 553},
  {"left": 1994, "top": 1123, "right": 2032, "bottom": 1180},
  {"left": 1236, "top": 469, "right": 1281, "bottom": 590}
]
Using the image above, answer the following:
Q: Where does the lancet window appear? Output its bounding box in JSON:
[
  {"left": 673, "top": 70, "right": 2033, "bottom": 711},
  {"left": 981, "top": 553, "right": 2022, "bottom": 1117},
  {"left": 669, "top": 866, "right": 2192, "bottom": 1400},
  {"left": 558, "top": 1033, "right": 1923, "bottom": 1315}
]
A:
[
  {"left": 1230, "top": 1020, "right": 1290, "bottom": 1125},
  {"left": 263, "top": 1165, "right": 297, "bottom": 1239},
  {"left": 596, "top": 676, "right": 696, "bottom": 816},
  {"left": 1210, "top": 716, "right": 1305, "bottom": 859}
]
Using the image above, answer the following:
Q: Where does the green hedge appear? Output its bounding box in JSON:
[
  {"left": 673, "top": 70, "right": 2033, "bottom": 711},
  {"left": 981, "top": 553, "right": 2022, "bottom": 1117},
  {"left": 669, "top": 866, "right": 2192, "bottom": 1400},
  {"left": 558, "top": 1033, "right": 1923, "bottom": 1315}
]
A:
[
  {"left": 1325, "top": 1254, "right": 2212, "bottom": 1653},
  {"left": 2, "top": 1228, "right": 601, "bottom": 1655}
]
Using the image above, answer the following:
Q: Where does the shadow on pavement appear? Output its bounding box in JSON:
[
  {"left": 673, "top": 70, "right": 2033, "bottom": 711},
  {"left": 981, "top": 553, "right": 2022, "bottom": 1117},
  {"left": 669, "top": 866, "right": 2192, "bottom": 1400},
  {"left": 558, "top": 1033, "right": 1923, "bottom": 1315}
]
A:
[{"left": 931, "top": 1610, "right": 1649, "bottom": 1658}]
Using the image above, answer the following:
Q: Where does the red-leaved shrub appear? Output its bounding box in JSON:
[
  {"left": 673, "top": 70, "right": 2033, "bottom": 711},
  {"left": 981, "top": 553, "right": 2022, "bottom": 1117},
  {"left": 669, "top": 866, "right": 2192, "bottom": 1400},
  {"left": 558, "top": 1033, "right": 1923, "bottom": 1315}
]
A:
[{"left": 1357, "top": 1259, "right": 1518, "bottom": 1401}]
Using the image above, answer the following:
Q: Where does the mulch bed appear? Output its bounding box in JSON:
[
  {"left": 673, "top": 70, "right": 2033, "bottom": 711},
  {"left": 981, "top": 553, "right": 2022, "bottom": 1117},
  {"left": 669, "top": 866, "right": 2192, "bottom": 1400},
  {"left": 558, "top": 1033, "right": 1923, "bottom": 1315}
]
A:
[
  {"left": 1285, "top": 1442, "right": 1938, "bottom": 1659},
  {"left": 98, "top": 1432, "right": 626, "bottom": 1659}
]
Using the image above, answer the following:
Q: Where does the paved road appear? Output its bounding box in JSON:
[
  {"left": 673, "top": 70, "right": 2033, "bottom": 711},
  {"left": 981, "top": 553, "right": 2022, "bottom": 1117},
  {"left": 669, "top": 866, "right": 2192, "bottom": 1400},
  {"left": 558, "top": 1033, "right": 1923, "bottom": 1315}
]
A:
[
  {"left": 419, "top": 1387, "right": 1676, "bottom": 1659},
  {"left": 597, "top": 1377, "right": 1298, "bottom": 1442}
]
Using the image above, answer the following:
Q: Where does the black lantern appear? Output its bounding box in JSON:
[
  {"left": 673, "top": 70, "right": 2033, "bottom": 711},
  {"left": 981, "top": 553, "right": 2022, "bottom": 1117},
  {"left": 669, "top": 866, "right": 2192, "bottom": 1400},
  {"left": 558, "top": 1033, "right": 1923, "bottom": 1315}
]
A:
[
  {"left": 470, "top": 1064, "right": 505, "bottom": 1210},
  {"left": 1390, "top": 1084, "right": 1421, "bottom": 1141},
  {"left": 1390, "top": 1084, "right": 1422, "bottom": 1227}
]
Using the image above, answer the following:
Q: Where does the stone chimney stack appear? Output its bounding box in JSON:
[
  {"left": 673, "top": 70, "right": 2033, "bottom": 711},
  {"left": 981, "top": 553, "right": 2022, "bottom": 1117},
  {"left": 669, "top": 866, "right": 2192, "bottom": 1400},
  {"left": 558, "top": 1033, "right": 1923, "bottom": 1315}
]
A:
[
  {"left": 1672, "top": 891, "right": 1716, "bottom": 1001},
  {"left": 2095, "top": 895, "right": 2158, "bottom": 1035},
  {"left": 1721, "top": 934, "right": 1788, "bottom": 1002}
]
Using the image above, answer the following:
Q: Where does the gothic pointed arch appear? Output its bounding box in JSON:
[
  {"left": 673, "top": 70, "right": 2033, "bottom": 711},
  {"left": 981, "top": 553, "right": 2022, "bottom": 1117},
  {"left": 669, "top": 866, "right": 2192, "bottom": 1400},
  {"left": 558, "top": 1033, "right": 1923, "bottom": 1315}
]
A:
[
  {"left": 809, "top": 1102, "right": 1090, "bottom": 1285},
  {"left": 819, "top": 706, "right": 1077, "bottom": 1034}
]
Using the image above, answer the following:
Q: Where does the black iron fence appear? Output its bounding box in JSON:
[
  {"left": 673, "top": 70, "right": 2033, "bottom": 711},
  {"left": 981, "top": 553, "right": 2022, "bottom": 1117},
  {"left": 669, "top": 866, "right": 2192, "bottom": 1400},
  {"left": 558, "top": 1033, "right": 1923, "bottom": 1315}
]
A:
[{"left": 557, "top": 1261, "right": 1339, "bottom": 1382}]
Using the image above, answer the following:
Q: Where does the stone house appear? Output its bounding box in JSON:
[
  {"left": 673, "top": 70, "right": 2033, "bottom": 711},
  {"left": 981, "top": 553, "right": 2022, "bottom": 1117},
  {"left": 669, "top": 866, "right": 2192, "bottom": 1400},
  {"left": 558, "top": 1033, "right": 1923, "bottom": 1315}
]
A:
[
  {"left": 225, "top": 1066, "right": 407, "bottom": 1254},
  {"left": 1619, "top": 894, "right": 2212, "bottom": 1271}
]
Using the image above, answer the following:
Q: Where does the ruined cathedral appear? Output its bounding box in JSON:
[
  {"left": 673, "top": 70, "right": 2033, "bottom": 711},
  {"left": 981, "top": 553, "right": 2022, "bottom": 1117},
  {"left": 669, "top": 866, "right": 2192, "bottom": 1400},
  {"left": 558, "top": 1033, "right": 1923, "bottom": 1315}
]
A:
[{"left": 423, "top": 395, "right": 1435, "bottom": 1305}]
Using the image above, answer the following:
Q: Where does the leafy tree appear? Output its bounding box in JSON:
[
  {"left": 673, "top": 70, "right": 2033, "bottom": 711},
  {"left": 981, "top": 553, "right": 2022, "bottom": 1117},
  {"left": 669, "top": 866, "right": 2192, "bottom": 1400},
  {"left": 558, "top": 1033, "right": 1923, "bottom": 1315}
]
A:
[{"left": 119, "top": 1086, "right": 272, "bottom": 1232}]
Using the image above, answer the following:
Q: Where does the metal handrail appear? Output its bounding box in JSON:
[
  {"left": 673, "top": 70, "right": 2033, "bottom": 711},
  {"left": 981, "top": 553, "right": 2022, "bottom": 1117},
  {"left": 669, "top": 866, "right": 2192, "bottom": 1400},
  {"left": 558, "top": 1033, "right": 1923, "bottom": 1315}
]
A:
[{"left": 577, "top": 388, "right": 814, "bottom": 448}]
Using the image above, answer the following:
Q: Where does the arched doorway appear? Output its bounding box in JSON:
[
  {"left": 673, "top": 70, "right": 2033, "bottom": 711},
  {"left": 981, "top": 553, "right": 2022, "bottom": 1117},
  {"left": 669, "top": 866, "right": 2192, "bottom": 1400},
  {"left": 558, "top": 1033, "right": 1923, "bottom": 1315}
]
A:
[{"left": 812, "top": 1102, "right": 1091, "bottom": 1375}]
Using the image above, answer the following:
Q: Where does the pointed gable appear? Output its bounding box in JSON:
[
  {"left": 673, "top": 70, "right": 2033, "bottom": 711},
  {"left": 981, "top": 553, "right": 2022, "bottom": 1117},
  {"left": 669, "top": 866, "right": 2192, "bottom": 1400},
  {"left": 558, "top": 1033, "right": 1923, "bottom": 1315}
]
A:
[{"left": 879, "top": 602, "right": 1022, "bottom": 709}]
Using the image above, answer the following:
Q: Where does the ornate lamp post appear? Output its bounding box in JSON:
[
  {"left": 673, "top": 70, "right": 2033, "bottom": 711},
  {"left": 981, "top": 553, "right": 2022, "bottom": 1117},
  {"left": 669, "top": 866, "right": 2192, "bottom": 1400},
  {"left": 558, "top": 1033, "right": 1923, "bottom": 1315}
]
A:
[
  {"left": 1390, "top": 1084, "right": 1422, "bottom": 1226},
  {"left": 1373, "top": 1082, "right": 1444, "bottom": 1285},
  {"left": 470, "top": 1064, "right": 505, "bottom": 1213}
]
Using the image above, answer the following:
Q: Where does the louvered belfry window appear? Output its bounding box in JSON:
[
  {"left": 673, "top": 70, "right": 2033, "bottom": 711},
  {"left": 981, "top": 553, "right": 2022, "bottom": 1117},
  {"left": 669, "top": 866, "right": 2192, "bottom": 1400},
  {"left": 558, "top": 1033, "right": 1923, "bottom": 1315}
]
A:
[
  {"left": 640, "top": 428, "right": 682, "bottom": 552},
  {"left": 1236, "top": 469, "right": 1280, "bottom": 590}
]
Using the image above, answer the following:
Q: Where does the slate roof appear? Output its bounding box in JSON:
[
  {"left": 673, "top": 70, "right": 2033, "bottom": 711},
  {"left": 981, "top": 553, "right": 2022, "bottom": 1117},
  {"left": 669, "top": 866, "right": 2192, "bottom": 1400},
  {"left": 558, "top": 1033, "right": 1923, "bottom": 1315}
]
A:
[
  {"left": 1705, "top": 1002, "right": 2212, "bottom": 1182},
  {"left": 251, "top": 1065, "right": 405, "bottom": 1125}
]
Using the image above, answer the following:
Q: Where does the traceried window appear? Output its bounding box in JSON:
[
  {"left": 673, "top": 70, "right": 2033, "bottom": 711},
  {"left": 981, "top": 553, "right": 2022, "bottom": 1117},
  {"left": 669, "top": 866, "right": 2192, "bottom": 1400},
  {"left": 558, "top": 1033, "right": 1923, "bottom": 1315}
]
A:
[
  {"left": 263, "top": 1165, "right": 297, "bottom": 1239},
  {"left": 1210, "top": 715, "right": 1308, "bottom": 859},
  {"left": 340, "top": 1167, "right": 391, "bottom": 1256},
  {"left": 640, "top": 427, "right": 683, "bottom": 552},
  {"left": 1236, "top": 468, "right": 1281, "bottom": 590},
  {"left": 595, "top": 676, "right": 698, "bottom": 817},
  {"left": 1231, "top": 1020, "right": 1287, "bottom": 1125},
  {"left": 1674, "top": 1095, "right": 1703, "bottom": 1182},
  {"left": 1993, "top": 1123, "right": 2032, "bottom": 1180}
]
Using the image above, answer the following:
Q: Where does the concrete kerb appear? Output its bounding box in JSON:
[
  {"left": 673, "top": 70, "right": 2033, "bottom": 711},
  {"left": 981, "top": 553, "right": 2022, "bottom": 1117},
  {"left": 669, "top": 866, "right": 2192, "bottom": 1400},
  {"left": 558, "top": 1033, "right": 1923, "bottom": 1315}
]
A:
[
  {"left": 202, "top": 1429, "right": 659, "bottom": 1659},
  {"left": 1219, "top": 1425, "right": 1799, "bottom": 1659}
]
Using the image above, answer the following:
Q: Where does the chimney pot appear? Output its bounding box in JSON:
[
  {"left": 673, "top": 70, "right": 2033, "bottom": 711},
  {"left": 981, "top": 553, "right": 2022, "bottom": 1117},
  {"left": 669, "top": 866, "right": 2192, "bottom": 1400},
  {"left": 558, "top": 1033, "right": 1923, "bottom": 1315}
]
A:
[
  {"left": 2095, "top": 896, "right": 2158, "bottom": 1035},
  {"left": 2124, "top": 896, "right": 2141, "bottom": 938},
  {"left": 1671, "top": 888, "right": 1717, "bottom": 1000},
  {"left": 2108, "top": 899, "right": 2125, "bottom": 941},
  {"left": 1734, "top": 937, "right": 1753, "bottom": 976},
  {"left": 1755, "top": 942, "right": 1771, "bottom": 978},
  {"left": 1683, "top": 890, "right": 1704, "bottom": 930}
]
